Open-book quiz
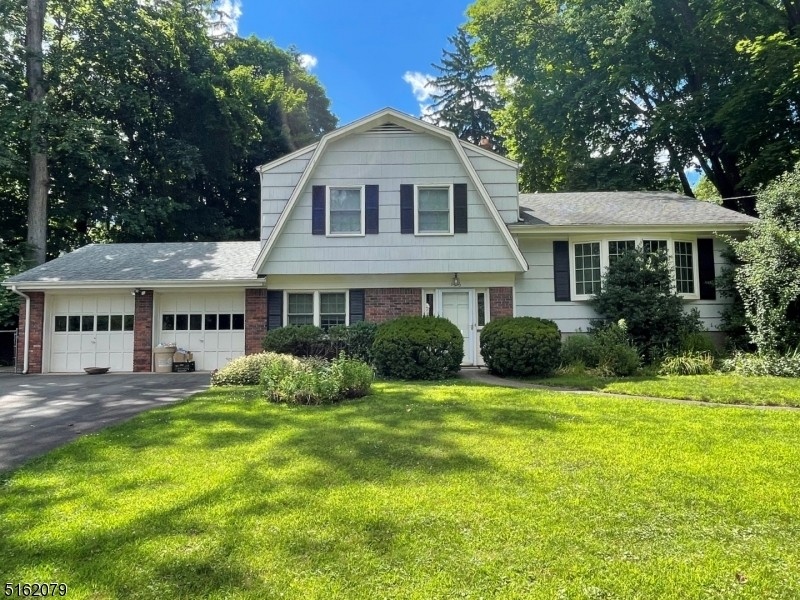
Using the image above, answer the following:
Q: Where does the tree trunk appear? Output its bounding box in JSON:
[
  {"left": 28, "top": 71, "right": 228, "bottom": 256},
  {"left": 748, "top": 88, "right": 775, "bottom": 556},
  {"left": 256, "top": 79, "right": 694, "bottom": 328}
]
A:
[{"left": 26, "top": 0, "right": 48, "bottom": 266}]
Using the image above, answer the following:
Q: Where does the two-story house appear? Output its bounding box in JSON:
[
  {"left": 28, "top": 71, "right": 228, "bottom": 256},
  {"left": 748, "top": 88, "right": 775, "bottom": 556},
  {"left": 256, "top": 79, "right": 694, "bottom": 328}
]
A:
[{"left": 4, "top": 108, "right": 757, "bottom": 373}]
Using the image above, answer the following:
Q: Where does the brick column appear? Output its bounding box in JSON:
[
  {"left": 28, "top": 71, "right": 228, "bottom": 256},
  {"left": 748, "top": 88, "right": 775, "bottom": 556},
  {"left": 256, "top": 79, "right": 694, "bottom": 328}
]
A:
[
  {"left": 16, "top": 291, "right": 44, "bottom": 373},
  {"left": 133, "top": 290, "right": 154, "bottom": 372},
  {"left": 245, "top": 288, "right": 268, "bottom": 355},
  {"left": 489, "top": 287, "right": 514, "bottom": 319},
  {"left": 365, "top": 288, "right": 422, "bottom": 323}
]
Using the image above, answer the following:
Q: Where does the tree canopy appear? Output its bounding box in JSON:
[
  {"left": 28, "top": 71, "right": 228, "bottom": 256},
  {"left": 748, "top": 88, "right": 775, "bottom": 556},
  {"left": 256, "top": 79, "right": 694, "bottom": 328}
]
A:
[
  {"left": 427, "top": 27, "right": 504, "bottom": 153},
  {"left": 0, "top": 0, "right": 336, "bottom": 258},
  {"left": 466, "top": 0, "right": 800, "bottom": 198}
]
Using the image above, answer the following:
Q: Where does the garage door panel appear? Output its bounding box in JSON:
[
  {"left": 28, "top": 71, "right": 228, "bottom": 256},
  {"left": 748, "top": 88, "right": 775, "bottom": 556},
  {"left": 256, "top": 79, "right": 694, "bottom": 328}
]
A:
[
  {"left": 49, "top": 295, "right": 134, "bottom": 372},
  {"left": 157, "top": 292, "right": 245, "bottom": 371}
]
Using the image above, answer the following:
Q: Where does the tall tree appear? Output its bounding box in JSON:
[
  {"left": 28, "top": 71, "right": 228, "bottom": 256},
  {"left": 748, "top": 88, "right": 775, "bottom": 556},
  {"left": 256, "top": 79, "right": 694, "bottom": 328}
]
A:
[
  {"left": 467, "top": 0, "right": 799, "bottom": 201},
  {"left": 25, "top": 0, "right": 47, "bottom": 265},
  {"left": 428, "top": 27, "right": 504, "bottom": 153}
]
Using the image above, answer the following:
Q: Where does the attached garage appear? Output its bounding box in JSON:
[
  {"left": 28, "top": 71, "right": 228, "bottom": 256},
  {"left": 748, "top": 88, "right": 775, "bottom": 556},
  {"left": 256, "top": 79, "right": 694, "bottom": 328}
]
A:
[
  {"left": 49, "top": 294, "right": 135, "bottom": 372},
  {"left": 156, "top": 292, "right": 246, "bottom": 371}
]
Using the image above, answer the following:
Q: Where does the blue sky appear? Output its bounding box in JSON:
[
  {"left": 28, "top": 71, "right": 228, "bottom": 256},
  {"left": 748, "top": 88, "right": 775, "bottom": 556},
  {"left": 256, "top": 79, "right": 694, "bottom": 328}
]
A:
[{"left": 232, "top": 0, "right": 471, "bottom": 126}]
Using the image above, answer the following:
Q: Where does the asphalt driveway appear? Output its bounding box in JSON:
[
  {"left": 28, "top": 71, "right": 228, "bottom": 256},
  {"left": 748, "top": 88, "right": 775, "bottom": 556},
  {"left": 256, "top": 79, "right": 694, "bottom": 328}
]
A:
[{"left": 0, "top": 372, "right": 210, "bottom": 472}]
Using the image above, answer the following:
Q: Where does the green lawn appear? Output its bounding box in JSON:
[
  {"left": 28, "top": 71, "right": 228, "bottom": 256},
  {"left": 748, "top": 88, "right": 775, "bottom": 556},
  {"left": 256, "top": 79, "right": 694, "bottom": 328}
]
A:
[
  {"left": 2, "top": 382, "right": 799, "bottom": 599},
  {"left": 526, "top": 372, "right": 800, "bottom": 407}
]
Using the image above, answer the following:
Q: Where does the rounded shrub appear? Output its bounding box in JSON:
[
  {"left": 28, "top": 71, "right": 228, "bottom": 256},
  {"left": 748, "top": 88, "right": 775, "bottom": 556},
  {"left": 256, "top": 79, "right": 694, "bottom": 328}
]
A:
[
  {"left": 480, "top": 316, "right": 562, "bottom": 377},
  {"left": 262, "top": 324, "right": 330, "bottom": 357},
  {"left": 372, "top": 316, "right": 463, "bottom": 380}
]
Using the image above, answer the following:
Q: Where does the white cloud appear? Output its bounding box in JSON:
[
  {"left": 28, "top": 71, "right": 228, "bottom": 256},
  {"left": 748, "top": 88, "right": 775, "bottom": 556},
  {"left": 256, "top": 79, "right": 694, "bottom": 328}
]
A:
[
  {"left": 208, "top": 0, "right": 242, "bottom": 38},
  {"left": 298, "top": 53, "right": 318, "bottom": 71},
  {"left": 402, "top": 71, "right": 441, "bottom": 121}
]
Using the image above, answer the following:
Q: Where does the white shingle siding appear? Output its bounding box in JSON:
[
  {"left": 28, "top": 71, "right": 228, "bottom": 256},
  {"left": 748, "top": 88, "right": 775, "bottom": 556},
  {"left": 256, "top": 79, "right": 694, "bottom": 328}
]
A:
[
  {"left": 515, "top": 237, "right": 734, "bottom": 333},
  {"left": 463, "top": 147, "right": 519, "bottom": 225},
  {"left": 260, "top": 148, "right": 314, "bottom": 244},
  {"left": 261, "top": 131, "right": 522, "bottom": 275}
]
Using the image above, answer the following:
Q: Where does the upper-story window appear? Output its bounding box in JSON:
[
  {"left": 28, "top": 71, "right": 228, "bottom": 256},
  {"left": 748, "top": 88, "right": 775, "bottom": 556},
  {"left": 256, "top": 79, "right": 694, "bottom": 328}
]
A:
[
  {"left": 415, "top": 185, "right": 453, "bottom": 234},
  {"left": 327, "top": 186, "right": 364, "bottom": 236}
]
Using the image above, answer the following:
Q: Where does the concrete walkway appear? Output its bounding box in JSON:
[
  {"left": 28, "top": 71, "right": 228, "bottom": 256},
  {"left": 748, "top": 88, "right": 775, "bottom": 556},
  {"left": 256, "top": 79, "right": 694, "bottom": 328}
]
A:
[
  {"left": 458, "top": 367, "right": 799, "bottom": 411},
  {"left": 0, "top": 372, "right": 210, "bottom": 472}
]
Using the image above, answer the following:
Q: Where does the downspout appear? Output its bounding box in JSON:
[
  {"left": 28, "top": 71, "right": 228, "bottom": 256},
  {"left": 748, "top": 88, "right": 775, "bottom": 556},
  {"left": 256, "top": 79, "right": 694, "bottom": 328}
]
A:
[{"left": 10, "top": 285, "right": 30, "bottom": 374}]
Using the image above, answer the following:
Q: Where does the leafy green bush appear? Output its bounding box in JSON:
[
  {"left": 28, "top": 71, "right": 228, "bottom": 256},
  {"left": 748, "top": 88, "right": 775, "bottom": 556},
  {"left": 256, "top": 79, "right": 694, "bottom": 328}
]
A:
[
  {"left": 590, "top": 248, "right": 703, "bottom": 362},
  {"left": 659, "top": 352, "right": 716, "bottom": 376},
  {"left": 262, "top": 324, "right": 331, "bottom": 358},
  {"left": 260, "top": 352, "right": 373, "bottom": 404},
  {"left": 679, "top": 331, "right": 719, "bottom": 357},
  {"left": 480, "top": 316, "right": 562, "bottom": 377},
  {"left": 721, "top": 349, "right": 800, "bottom": 378},
  {"left": 211, "top": 352, "right": 298, "bottom": 386},
  {"left": 559, "top": 322, "right": 640, "bottom": 377},
  {"left": 328, "top": 321, "right": 378, "bottom": 363},
  {"left": 372, "top": 316, "right": 463, "bottom": 380},
  {"left": 591, "top": 321, "right": 641, "bottom": 377}
]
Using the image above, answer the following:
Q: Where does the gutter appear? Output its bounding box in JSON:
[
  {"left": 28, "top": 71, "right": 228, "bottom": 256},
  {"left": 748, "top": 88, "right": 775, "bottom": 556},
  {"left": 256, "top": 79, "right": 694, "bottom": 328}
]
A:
[{"left": 9, "top": 285, "right": 29, "bottom": 374}]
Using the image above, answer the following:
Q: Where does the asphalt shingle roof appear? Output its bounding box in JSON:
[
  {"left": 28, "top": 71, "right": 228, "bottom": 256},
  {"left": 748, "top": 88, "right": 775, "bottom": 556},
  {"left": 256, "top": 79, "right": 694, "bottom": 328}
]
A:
[
  {"left": 517, "top": 191, "right": 758, "bottom": 227},
  {"left": 6, "top": 242, "right": 262, "bottom": 284}
]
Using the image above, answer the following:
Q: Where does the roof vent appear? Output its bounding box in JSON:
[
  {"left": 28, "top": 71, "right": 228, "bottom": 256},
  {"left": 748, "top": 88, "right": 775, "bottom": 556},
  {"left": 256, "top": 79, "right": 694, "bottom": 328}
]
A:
[{"left": 367, "top": 122, "right": 413, "bottom": 134}]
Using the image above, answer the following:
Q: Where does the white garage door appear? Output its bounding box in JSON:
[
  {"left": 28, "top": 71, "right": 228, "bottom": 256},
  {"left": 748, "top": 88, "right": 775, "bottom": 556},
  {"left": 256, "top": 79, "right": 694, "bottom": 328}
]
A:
[
  {"left": 157, "top": 292, "right": 245, "bottom": 371},
  {"left": 50, "top": 295, "right": 135, "bottom": 372}
]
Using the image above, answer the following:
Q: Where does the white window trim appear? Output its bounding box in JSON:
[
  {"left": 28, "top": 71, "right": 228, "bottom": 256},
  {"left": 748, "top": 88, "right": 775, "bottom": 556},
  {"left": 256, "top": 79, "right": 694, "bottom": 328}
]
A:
[
  {"left": 414, "top": 184, "right": 454, "bottom": 236},
  {"left": 569, "top": 236, "right": 701, "bottom": 301},
  {"left": 283, "top": 290, "right": 349, "bottom": 327},
  {"left": 326, "top": 185, "right": 365, "bottom": 237}
]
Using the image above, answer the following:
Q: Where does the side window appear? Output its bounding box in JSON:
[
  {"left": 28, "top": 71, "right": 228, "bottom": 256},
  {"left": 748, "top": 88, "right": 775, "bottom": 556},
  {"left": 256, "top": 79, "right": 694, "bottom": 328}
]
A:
[
  {"left": 416, "top": 186, "right": 452, "bottom": 234},
  {"left": 574, "top": 242, "right": 602, "bottom": 296},
  {"left": 674, "top": 241, "right": 695, "bottom": 294},
  {"left": 328, "top": 187, "right": 364, "bottom": 235},
  {"left": 287, "top": 293, "right": 314, "bottom": 325}
]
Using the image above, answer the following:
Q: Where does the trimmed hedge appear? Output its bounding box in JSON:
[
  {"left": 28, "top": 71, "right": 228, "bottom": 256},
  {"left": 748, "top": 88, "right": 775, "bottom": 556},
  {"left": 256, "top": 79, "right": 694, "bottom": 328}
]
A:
[
  {"left": 262, "top": 324, "right": 330, "bottom": 358},
  {"left": 372, "top": 316, "right": 463, "bottom": 380},
  {"left": 480, "top": 316, "right": 562, "bottom": 377}
]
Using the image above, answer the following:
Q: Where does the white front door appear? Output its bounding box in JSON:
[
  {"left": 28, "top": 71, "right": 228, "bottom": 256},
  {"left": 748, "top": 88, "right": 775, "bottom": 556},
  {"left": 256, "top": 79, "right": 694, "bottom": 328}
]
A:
[{"left": 441, "top": 290, "right": 473, "bottom": 365}]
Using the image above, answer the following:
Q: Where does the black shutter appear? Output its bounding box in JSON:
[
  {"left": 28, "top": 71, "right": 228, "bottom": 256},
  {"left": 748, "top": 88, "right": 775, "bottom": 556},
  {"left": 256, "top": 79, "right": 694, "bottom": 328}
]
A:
[
  {"left": 697, "top": 238, "right": 717, "bottom": 300},
  {"left": 454, "top": 183, "right": 468, "bottom": 233},
  {"left": 349, "top": 289, "right": 365, "bottom": 324},
  {"left": 400, "top": 184, "right": 414, "bottom": 234},
  {"left": 553, "top": 241, "right": 571, "bottom": 302},
  {"left": 312, "top": 185, "right": 325, "bottom": 235},
  {"left": 267, "top": 290, "right": 283, "bottom": 330},
  {"left": 365, "top": 185, "right": 379, "bottom": 234}
]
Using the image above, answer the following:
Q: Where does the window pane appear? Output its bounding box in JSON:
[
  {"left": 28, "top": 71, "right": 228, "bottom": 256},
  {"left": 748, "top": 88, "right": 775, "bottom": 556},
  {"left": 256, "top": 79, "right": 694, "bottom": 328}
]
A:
[
  {"left": 320, "top": 293, "right": 346, "bottom": 331},
  {"left": 176, "top": 314, "right": 188, "bottom": 330},
  {"left": 418, "top": 187, "right": 451, "bottom": 233},
  {"left": 189, "top": 314, "right": 202, "bottom": 330},
  {"left": 330, "top": 188, "right": 361, "bottom": 210},
  {"left": 218, "top": 314, "right": 231, "bottom": 330},
  {"left": 110, "top": 315, "right": 123, "bottom": 331},
  {"left": 674, "top": 241, "right": 695, "bottom": 294},
  {"left": 204, "top": 314, "right": 218, "bottom": 330},
  {"left": 232, "top": 314, "right": 244, "bottom": 330},
  {"left": 123, "top": 315, "right": 134, "bottom": 331},
  {"left": 329, "top": 188, "right": 362, "bottom": 234},
  {"left": 418, "top": 187, "right": 449, "bottom": 211},
  {"left": 81, "top": 315, "right": 95, "bottom": 332},
  {"left": 608, "top": 240, "right": 636, "bottom": 265},
  {"left": 68, "top": 316, "right": 81, "bottom": 332},
  {"left": 54, "top": 316, "right": 67, "bottom": 332},
  {"left": 477, "top": 293, "right": 486, "bottom": 326},
  {"left": 97, "top": 315, "right": 109, "bottom": 331},
  {"left": 425, "top": 293, "right": 434, "bottom": 317},
  {"left": 288, "top": 293, "right": 313, "bottom": 314},
  {"left": 162, "top": 314, "right": 175, "bottom": 331},
  {"left": 574, "top": 242, "right": 601, "bottom": 296}
]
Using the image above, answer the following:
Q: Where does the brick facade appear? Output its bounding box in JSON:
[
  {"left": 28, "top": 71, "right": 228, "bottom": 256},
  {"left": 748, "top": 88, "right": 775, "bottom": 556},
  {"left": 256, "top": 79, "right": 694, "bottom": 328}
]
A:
[
  {"left": 489, "top": 287, "right": 514, "bottom": 319},
  {"left": 245, "top": 288, "right": 268, "bottom": 355},
  {"left": 133, "top": 290, "right": 154, "bottom": 372},
  {"left": 16, "top": 291, "right": 44, "bottom": 373},
  {"left": 365, "top": 288, "right": 422, "bottom": 323}
]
